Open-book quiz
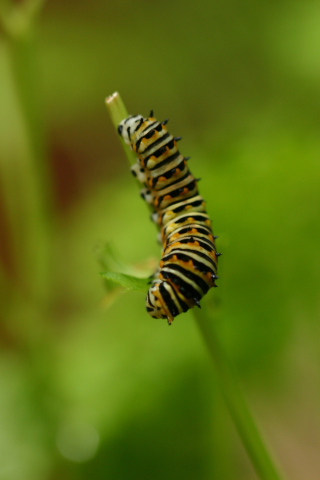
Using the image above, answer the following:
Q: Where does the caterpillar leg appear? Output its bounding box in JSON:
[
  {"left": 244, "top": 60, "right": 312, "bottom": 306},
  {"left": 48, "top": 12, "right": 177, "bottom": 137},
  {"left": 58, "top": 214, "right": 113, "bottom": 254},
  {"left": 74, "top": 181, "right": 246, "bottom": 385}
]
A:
[
  {"left": 131, "top": 162, "right": 147, "bottom": 183},
  {"left": 140, "top": 188, "right": 154, "bottom": 204}
]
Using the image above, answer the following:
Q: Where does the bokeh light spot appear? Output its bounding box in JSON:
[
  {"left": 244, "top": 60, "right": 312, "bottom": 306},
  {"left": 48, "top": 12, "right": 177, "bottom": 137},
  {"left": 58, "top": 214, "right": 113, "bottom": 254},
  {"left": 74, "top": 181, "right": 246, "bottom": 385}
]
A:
[{"left": 56, "top": 422, "right": 99, "bottom": 463}]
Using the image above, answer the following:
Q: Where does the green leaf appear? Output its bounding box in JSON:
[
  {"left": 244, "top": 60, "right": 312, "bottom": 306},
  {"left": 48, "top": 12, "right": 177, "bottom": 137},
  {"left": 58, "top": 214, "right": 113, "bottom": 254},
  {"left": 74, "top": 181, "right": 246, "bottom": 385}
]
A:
[
  {"left": 95, "top": 242, "right": 128, "bottom": 273},
  {"left": 100, "top": 271, "right": 150, "bottom": 294}
]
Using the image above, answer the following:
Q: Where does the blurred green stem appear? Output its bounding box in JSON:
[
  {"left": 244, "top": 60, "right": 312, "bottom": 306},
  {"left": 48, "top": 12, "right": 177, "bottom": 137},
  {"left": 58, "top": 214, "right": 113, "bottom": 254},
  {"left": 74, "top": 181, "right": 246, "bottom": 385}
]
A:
[
  {"left": 0, "top": 0, "right": 46, "bottom": 37},
  {"left": 0, "top": 0, "right": 51, "bottom": 303},
  {"left": 106, "top": 91, "right": 286, "bottom": 480},
  {"left": 194, "top": 307, "right": 285, "bottom": 480}
]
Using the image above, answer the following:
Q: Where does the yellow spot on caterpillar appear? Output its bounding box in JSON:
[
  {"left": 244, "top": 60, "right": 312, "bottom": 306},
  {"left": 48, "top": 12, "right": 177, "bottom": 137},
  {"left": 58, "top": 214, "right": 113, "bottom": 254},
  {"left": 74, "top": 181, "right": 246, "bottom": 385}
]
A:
[
  {"left": 165, "top": 225, "right": 175, "bottom": 235},
  {"left": 147, "top": 159, "right": 156, "bottom": 169},
  {"left": 182, "top": 259, "right": 194, "bottom": 268}
]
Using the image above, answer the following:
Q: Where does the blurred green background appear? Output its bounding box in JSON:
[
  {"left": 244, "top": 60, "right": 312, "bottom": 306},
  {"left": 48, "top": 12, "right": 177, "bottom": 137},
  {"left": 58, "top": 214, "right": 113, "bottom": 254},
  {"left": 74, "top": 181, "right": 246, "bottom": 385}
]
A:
[{"left": 1, "top": 0, "right": 320, "bottom": 478}]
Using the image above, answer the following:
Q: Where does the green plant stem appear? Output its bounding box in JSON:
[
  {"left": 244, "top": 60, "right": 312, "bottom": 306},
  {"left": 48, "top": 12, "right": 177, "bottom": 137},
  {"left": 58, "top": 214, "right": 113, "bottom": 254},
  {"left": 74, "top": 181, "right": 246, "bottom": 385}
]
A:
[
  {"left": 0, "top": 0, "right": 51, "bottom": 303},
  {"left": 193, "top": 307, "right": 285, "bottom": 480},
  {"left": 105, "top": 92, "right": 137, "bottom": 167},
  {"left": 106, "top": 92, "right": 286, "bottom": 480}
]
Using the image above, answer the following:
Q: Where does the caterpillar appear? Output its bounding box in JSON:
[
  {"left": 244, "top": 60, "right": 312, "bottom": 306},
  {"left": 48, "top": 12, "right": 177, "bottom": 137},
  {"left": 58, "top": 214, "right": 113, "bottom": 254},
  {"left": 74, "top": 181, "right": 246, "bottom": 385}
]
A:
[{"left": 118, "top": 111, "right": 220, "bottom": 325}]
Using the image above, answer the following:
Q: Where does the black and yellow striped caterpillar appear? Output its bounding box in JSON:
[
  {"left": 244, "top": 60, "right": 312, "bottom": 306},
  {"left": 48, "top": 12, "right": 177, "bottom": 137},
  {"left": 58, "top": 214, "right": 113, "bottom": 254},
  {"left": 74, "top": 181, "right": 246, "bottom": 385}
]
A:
[{"left": 118, "top": 111, "right": 220, "bottom": 325}]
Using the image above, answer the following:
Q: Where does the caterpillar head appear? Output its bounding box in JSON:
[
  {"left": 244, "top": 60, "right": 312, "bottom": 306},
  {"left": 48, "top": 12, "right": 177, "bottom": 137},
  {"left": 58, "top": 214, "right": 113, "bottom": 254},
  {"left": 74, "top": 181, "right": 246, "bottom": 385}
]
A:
[
  {"left": 146, "top": 281, "right": 179, "bottom": 325},
  {"left": 118, "top": 115, "right": 144, "bottom": 146}
]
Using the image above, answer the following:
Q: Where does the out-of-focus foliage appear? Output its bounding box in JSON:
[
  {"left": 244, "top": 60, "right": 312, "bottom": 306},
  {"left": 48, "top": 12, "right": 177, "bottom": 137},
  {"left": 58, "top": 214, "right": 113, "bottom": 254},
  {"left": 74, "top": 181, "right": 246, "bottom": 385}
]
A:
[{"left": 0, "top": 0, "right": 320, "bottom": 479}]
